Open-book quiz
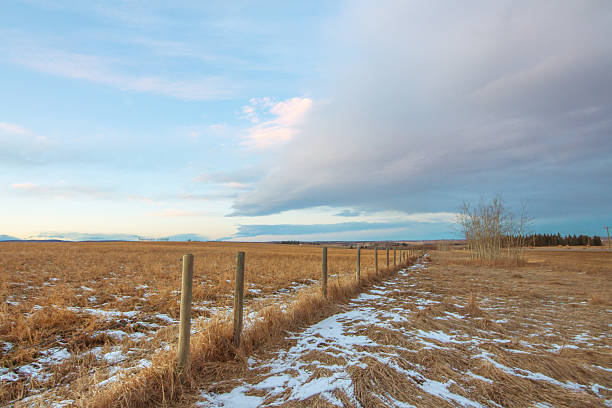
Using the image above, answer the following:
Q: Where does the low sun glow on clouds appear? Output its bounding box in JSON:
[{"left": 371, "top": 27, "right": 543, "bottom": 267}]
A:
[
  {"left": 242, "top": 97, "right": 313, "bottom": 149},
  {"left": 0, "top": 1, "right": 610, "bottom": 241}
]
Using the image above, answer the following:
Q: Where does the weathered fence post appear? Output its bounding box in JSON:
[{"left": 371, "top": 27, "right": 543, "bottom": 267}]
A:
[
  {"left": 394, "top": 249, "right": 397, "bottom": 267},
  {"left": 356, "top": 246, "right": 361, "bottom": 282},
  {"left": 322, "top": 247, "right": 328, "bottom": 298},
  {"left": 386, "top": 248, "right": 390, "bottom": 270},
  {"left": 374, "top": 247, "right": 378, "bottom": 275},
  {"left": 177, "top": 254, "right": 194, "bottom": 371},
  {"left": 233, "top": 252, "right": 245, "bottom": 348}
]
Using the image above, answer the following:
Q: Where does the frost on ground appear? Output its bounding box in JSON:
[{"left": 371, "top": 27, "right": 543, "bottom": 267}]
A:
[{"left": 198, "top": 259, "right": 611, "bottom": 407}]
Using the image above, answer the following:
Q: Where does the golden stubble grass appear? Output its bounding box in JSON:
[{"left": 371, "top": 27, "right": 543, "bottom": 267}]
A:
[
  {"left": 186, "top": 248, "right": 610, "bottom": 408},
  {"left": 0, "top": 241, "right": 405, "bottom": 406},
  {"left": 81, "top": 253, "right": 408, "bottom": 408},
  {"left": 408, "top": 249, "right": 610, "bottom": 406}
]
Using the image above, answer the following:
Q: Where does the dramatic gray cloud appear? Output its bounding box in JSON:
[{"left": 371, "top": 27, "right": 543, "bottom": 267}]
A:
[{"left": 232, "top": 0, "right": 612, "bottom": 224}]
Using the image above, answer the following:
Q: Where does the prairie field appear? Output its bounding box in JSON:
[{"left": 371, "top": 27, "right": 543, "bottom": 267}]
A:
[
  {"left": 1, "top": 242, "right": 611, "bottom": 407},
  {"left": 0, "top": 241, "right": 395, "bottom": 406},
  {"left": 191, "top": 248, "right": 612, "bottom": 408}
]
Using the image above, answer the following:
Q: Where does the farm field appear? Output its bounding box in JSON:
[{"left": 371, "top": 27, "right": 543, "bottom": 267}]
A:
[
  {"left": 1, "top": 243, "right": 611, "bottom": 407},
  {"left": 188, "top": 249, "right": 611, "bottom": 407},
  {"left": 0, "top": 241, "right": 395, "bottom": 406}
]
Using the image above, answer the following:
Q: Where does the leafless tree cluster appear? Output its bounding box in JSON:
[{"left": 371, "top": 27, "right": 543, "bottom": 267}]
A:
[{"left": 458, "top": 196, "right": 529, "bottom": 265}]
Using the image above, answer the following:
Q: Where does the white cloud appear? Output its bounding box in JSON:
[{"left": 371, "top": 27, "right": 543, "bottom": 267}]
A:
[
  {"left": 147, "top": 209, "right": 207, "bottom": 217},
  {"left": 10, "top": 182, "right": 37, "bottom": 190},
  {"left": 9, "top": 47, "right": 238, "bottom": 100},
  {"left": 241, "top": 97, "right": 313, "bottom": 149},
  {"left": 403, "top": 212, "right": 458, "bottom": 224},
  {"left": 223, "top": 182, "right": 249, "bottom": 189},
  {"left": 270, "top": 97, "right": 312, "bottom": 126},
  {"left": 241, "top": 105, "right": 259, "bottom": 124},
  {"left": 245, "top": 126, "right": 298, "bottom": 149},
  {"left": 0, "top": 122, "right": 28, "bottom": 135},
  {"left": 10, "top": 182, "right": 111, "bottom": 199},
  {"left": 193, "top": 168, "right": 260, "bottom": 190},
  {"left": 0, "top": 122, "right": 53, "bottom": 165}
]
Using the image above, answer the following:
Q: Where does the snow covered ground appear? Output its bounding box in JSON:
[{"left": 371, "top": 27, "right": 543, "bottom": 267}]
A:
[
  {"left": 1, "top": 272, "right": 338, "bottom": 406},
  {"left": 198, "top": 259, "right": 612, "bottom": 407}
]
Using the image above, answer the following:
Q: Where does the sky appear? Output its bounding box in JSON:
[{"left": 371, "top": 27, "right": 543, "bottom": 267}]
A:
[{"left": 1, "top": 0, "right": 611, "bottom": 241}]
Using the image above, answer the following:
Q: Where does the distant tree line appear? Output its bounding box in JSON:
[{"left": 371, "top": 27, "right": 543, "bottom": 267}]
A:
[
  {"left": 526, "top": 233, "right": 603, "bottom": 247},
  {"left": 279, "top": 240, "right": 301, "bottom": 245}
]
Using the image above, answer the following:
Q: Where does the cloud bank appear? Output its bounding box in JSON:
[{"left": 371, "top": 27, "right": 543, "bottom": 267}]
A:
[{"left": 232, "top": 1, "right": 612, "bottom": 221}]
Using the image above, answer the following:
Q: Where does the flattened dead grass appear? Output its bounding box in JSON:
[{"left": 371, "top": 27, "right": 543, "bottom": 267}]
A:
[
  {"left": 81, "top": 252, "right": 411, "bottom": 407},
  {"left": 1, "top": 241, "right": 405, "bottom": 406},
  {"left": 189, "top": 249, "right": 610, "bottom": 407}
]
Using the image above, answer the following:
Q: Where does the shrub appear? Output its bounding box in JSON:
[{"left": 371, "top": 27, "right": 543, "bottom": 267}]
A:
[{"left": 457, "top": 196, "right": 529, "bottom": 265}]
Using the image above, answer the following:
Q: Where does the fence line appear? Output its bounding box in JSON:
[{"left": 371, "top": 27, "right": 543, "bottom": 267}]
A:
[{"left": 176, "top": 245, "right": 418, "bottom": 367}]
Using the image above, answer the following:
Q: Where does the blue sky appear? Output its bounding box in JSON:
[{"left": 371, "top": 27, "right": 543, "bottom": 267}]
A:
[{"left": 1, "top": 1, "right": 611, "bottom": 241}]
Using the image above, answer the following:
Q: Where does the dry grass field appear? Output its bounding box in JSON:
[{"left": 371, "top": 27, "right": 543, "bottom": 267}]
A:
[
  {"left": 190, "top": 249, "right": 611, "bottom": 407},
  {"left": 0, "top": 241, "right": 397, "bottom": 406},
  {"left": 1, "top": 243, "right": 610, "bottom": 407}
]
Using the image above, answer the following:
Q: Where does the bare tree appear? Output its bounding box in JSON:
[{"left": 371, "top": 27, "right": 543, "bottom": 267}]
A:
[{"left": 457, "top": 196, "right": 530, "bottom": 265}]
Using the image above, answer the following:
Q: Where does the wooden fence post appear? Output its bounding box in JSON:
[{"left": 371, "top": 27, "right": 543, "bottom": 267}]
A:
[
  {"left": 394, "top": 249, "right": 397, "bottom": 267},
  {"left": 386, "top": 248, "right": 389, "bottom": 270},
  {"left": 322, "top": 247, "right": 328, "bottom": 298},
  {"left": 374, "top": 247, "right": 378, "bottom": 275},
  {"left": 233, "top": 252, "right": 245, "bottom": 348},
  {"left": 177, "top": 254, "right": 194, "bottom": 371},
  {"left": 356, "top": 246, "right": 361, "bottom": 282}
]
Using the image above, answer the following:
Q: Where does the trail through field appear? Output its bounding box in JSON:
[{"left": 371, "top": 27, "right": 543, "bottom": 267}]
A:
[{"left": 198, "top": 259, "right": 611, "bottom": 407}]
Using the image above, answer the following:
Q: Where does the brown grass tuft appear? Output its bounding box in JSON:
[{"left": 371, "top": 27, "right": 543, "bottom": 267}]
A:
[
  {"left": 589, "top": 292, "right": 607, "bottom": 306},
  {"left": 466, "top": 293, "right": 484, "bottom": 317}
]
